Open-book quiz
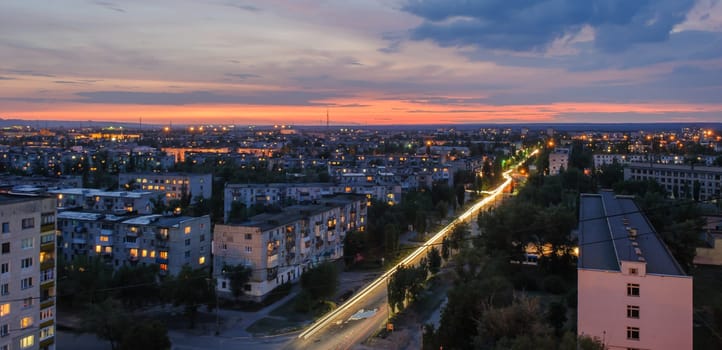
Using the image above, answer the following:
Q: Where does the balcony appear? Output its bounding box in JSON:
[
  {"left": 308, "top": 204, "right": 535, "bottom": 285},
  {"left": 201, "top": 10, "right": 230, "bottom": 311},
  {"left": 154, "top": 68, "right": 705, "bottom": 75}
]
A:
[
  {"left": 124, "top": 241, "right": 139, "bottom": 249},
  {"left": 71, "top": 237, "right": 87, "bottom": 244},
  {"left": 267, "top": 253, "right": 279, "bottom": 267},
  {"left": 155, "top": 257, "right": 168, "bottom": 264},
  {"left": 100, "top": 229, "right": 113, "bottom": 236}
]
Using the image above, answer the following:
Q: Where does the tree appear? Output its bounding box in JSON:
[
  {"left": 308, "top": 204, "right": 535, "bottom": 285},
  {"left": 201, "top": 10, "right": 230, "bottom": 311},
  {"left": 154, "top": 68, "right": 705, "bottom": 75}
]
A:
[
  {"left": 383, "top": 223, "right": 400, "bottom": 258},
  {"left": 387, "top": 263, "right": 428, "bottom": 313},
  {"left": 119, "top": 320, "right": 171, "bottom": 350},
  {"left": 112, "top": 264, "right": 160, "bottom": 309},
  {"left": 427, "top": 247, "right": 442, "bottom": 275},
  {"left": 343, "top": 230, "right": 367, "bottom": 266},
  {"left": 223, "top": 264, "right": 251, "bottom": 299},
  {"left": 546, "top": 301, "right": 567, "bottom": 336},
  {"left": 166, "top": 265, "right": 214, "bottom": 328},
  {"left": 301, "top": 262, "right": 339, "bottom": 301},
  {"left": 441, "top": 237, "right": 450, "bottom": 261},
  {"left": 84, "top": 298, "right": 131, "bottom": 350}
]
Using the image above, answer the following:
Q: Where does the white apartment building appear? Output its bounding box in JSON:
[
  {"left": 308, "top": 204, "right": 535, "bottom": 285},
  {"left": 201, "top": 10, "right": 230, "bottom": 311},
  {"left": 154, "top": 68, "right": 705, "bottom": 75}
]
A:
[
  {"left": 548, "top": 147, "right": 571, "bottom": 175},
  {"left": 118, "top": 172, "right": 212, "bottom": 203},
  {"left": 0, "top": 195, "right": 57, "bottom": 350},
  {"left": 624, "top": 162, "right": 722, "bottom": 201},
  {"left": 213, "top": 195, "right": 366, "bottom": 301},
  {"left": 577, "top": 191, "right": 692, "bottom": 349},
  {"left": 224, "top": 183, "right": 397, "bottom": 223},
  {"left": 49, "top": 188, "right": 154, "bottom": 214}
]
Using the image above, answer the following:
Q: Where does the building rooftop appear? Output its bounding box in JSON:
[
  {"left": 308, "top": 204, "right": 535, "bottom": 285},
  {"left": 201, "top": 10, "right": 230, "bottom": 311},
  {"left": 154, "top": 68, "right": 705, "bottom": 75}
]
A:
[
  {"left": 49, "top": 188, "right": 153, "bottom": 198},
  {"left": 57, "top": 211, "right": 125, "bottom": 221},
  {"left": 578, "top": 191, "right": 685, "bottom": 276},
  {"left": 0, "top": 193, "right": 47, "bottom": 204}
]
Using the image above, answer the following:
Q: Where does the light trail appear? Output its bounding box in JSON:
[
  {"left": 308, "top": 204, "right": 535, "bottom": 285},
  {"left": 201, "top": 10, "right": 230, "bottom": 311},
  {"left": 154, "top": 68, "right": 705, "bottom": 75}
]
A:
[{"left": 298, "top": 150, "right": 537, "bottom": 340}]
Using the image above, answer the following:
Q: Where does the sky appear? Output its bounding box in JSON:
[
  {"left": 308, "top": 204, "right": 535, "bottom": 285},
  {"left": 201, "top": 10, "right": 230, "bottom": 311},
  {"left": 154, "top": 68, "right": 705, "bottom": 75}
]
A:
[{"left": 1, "top": 0, "right": 722, "bottom": 126}]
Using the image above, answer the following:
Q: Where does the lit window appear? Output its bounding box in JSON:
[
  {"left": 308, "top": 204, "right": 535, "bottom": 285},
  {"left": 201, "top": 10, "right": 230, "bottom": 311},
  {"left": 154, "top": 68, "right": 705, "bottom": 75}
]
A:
[
  {"left": 150, "top": 250, "right": 156, "bottom": 258},
  {"left": 0, "top": 303, "right": 9, "bottom": 317},
  {"left": 184, "top": 226, "right": 191, "bottom": 234},
  {"left": 104, "top": 246, "right": 112, "bottom": 253},
  {"left": 142, "top": 249, "right": 148, "bottom": 257},
  {"left": 160, "top": 263, "right": 168, "bottom": 271},
  {"left": 159, "top": 251, "right": 168, "bottom": 259},
  {"left": 99, "top": 236, "right": 109, "bottom": 242},
  {"left": 129, "top": 248, "right": 138, "bottom": 258},
  {"left": 20, "top": 316, "right": 33, "bottom": 328},
  {"left": 20, "top": 334, "right": 34, "bottom": 348},
  {"left": 95, "top": 245, "right": 101, "bottom": 253},
  {"left": 199, "top": 256, "right": 206, "bottom": 265},
  {"left": 40, "top": 325, "right": 54, "bottom": 340}
]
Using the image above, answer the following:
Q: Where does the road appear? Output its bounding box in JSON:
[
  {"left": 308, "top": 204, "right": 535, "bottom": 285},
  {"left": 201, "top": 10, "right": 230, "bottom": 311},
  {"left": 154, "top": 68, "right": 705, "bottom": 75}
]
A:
[{"left": 285, "top": 156, "right": 531, "bottom": 350}]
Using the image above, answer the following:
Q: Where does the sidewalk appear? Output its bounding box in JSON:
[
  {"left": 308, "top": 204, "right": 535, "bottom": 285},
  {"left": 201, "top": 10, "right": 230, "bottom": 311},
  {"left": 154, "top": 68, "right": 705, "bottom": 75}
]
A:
[{"left": 171, "top": 283, "right": 303, "bottom": 339}]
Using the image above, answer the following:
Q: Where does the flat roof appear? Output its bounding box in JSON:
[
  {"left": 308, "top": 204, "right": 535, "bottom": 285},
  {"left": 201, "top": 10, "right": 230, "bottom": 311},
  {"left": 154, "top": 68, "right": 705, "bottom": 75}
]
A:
[
  {"left": 57, "top": 211, "right": 125, "bottom": 221},
  {"left": 0, "top": 194, "right": 47, "bottom": 204},
  {"left": 49, "top": 188, "right": 152, "bottom": 198},
  {"left": 578, "top": 191, "right": 685, "bottom": 276}
]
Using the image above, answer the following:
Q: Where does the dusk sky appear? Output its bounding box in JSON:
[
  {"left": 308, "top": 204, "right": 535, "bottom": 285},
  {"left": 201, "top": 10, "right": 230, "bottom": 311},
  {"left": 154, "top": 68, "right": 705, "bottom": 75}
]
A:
[{"left": 2, "top": 0, "right": 722, "bottom": 125}]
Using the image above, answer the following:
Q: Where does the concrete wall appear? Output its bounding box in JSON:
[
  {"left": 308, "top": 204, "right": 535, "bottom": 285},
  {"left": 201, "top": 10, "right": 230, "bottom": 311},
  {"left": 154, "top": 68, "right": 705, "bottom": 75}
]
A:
[{"left": 578, "top": 268, "right": 692, "bottom": 350}]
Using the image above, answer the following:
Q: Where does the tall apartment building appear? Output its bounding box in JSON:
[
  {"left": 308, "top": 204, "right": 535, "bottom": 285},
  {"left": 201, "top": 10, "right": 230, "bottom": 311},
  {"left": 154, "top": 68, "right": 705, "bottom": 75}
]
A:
[
  {"left": 0, "top": 195, "right": 56, "bottom": 350},
  {"left": 577, "top": 191, "right": 692, "bottom": 349},
  {"left": 213, "top": 194, "right": 366, "bottom": 301},
  {"left": 56, "top": 212, "right": 210, "bottom": 276},
  {"left": 548, "top": 147, "right": 571, "bottom": 175},
  {"left": 118, "top": 172, "right": 212, "bottom": 203},
  {"left": 624, "top": 162, "right": 722, "bottom": 201}
]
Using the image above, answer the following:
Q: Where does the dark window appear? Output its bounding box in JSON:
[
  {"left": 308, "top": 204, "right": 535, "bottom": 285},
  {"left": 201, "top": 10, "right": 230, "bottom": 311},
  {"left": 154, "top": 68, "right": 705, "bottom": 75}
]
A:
[
  {"left": 627, "top": 283, "right": 640, "bottom": 297},
  {"left": 1, "top": 223, "right": 8, "bottom": 233},
  {"left": 627, "top": 305, "right": 640, "bottom": 318},
  {"left": 626, "top": 327, "right": 640, "bottom": 340},
  {"left": 21, "top": 218, "right": 34, "bottom": 229},
  {"left": 0, "top": 243, "right": 8, "bottom": 254}
]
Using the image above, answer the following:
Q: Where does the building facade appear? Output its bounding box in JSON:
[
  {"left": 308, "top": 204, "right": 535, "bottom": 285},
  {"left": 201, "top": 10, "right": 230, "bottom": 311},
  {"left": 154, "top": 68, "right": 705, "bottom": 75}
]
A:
[
  {"left": 548, "top": 147, "right": 570, "bottom": 175},
  {"left": 49, "top": 188, "right": 154, "bottom": 215},
  {"left": 624, "top": 162, "right": 722, "bottom": 201},
  {"left": 577, "top": 191, "right": 692, "bottom": 349},
  {"left": 0, "top": 195, "right": 56, "bottom": 350},
  {"left": 118, "top": 172, "right": 212, "bottom": 203},
  {"left": 213, "top": 195, "right": 366, "bottom": 301},
  {"left": 224, "top": 183, "right": 396, "bottom": 223},
  {"left": 56, "top": 211, "right": 210, "bottom": 276}
]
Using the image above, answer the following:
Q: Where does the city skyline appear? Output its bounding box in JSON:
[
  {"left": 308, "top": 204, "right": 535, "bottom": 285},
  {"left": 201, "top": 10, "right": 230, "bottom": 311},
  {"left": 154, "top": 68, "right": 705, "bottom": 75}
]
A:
[{"left": 2, "top": 0, "right": 722, "bottom": 125}]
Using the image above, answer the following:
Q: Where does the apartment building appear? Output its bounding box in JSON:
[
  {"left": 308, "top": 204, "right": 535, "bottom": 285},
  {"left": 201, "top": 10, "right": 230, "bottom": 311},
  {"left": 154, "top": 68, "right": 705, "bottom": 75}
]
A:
[
  {"left": 624, "top": 162, "right": 722, "bottom": 201},
  {"left": 49, "top": 188, "right": 154, "bottom": 214},
  {"left": 118, "top": 172, "right": 212, "bottom": 203},
  {"left": 548, "top": 147, "right": 571, "bottom": 175},
  {"left": 577, "top": 191, "right": 692, "bottom": 349},
  {"left": 224, "top": 183, "right": 396, "bottom": 223},
  {"left": 213, "top": 194, "right": 366, "bottom": 301},
  {"left": 0, "top": 195, "right": 57, "bottom": 350},
  {"left": 57, "top": 211, "right": 210, "bottom": 276}
]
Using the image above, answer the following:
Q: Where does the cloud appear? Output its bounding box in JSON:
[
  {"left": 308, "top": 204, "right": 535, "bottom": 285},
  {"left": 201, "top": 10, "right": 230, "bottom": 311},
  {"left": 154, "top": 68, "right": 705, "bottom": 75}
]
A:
[
  {"left": 401, "top": 0, "right": 695, "bottom": 52},
  {"left": 0, "top": 76, "right": 16, "bottom": 80},
  {"left": 73, "top": 90, "right": 343, "bottom": 106},
  {"left": 221, "top": 2, "right": 261, "bottom": 12},
  {"left": 93, "top": 1, "right": 126, "bottom": 13},
  {"left": 3, "top": 69, "right": 55, "bottom": 78},
  {"left": 224, "top": 73, "right": 260, "bottom": 80}
]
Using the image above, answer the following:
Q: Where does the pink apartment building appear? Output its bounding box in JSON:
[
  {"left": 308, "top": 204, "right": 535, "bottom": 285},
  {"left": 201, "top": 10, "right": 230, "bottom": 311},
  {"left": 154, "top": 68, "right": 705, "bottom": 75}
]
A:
[{"left": 578, "top": 191, "right": 692, "bottom": 350}]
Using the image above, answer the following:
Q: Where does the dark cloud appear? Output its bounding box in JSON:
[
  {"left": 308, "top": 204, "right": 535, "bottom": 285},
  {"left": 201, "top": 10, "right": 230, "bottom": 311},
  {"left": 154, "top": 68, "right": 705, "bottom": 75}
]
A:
[
  {"left": 54, "top": 80, "right": 82, "bottom": 84},
  {"left": 0, "top": 76, "right": 15, "bottom": 80},
  {"left": 327, "top": 103, "right": 370, "bottom": 108},
  {"left": 73, "top": 90, "right": 342, "bottom": 106},
  {"left": 402, "top": 0, "right": 694, "bottom": 52},
  {"left": 93, "top": 1, "right": 126, "bottom": 13},
  {"left": 222, "top": 2, "right": 261, "bottom": 12},
  {"left": 3, "top": 69, "right": 55, "bottom": 77},
  {"left": 224, "top": 73, "right": 260, "bottom": 80}
]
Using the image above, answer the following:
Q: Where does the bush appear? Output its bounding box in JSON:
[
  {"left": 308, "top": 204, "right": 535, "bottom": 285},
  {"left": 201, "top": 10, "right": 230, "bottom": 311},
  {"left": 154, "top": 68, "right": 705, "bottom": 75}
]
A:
[
  {"left": 511, "top": 271, "right": 539, "bottom": 291},
  {"left": 294, "top": 290, "right": 313, "bottom": 313},
  {"left": 314, "top": 300, "right": 337, "bottom": 317},
  {"left": 542, "top": 275, "right": 566, "bottom": 294},
  {"left": 565, "top": 288, "right": 577, "bottom": 308}
]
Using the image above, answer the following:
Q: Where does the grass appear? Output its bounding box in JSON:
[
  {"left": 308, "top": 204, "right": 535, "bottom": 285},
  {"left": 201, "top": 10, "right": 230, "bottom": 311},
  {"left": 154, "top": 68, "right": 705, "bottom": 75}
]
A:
[{"left": 246, "top": 317, "right": 303, "bottom": 335}]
